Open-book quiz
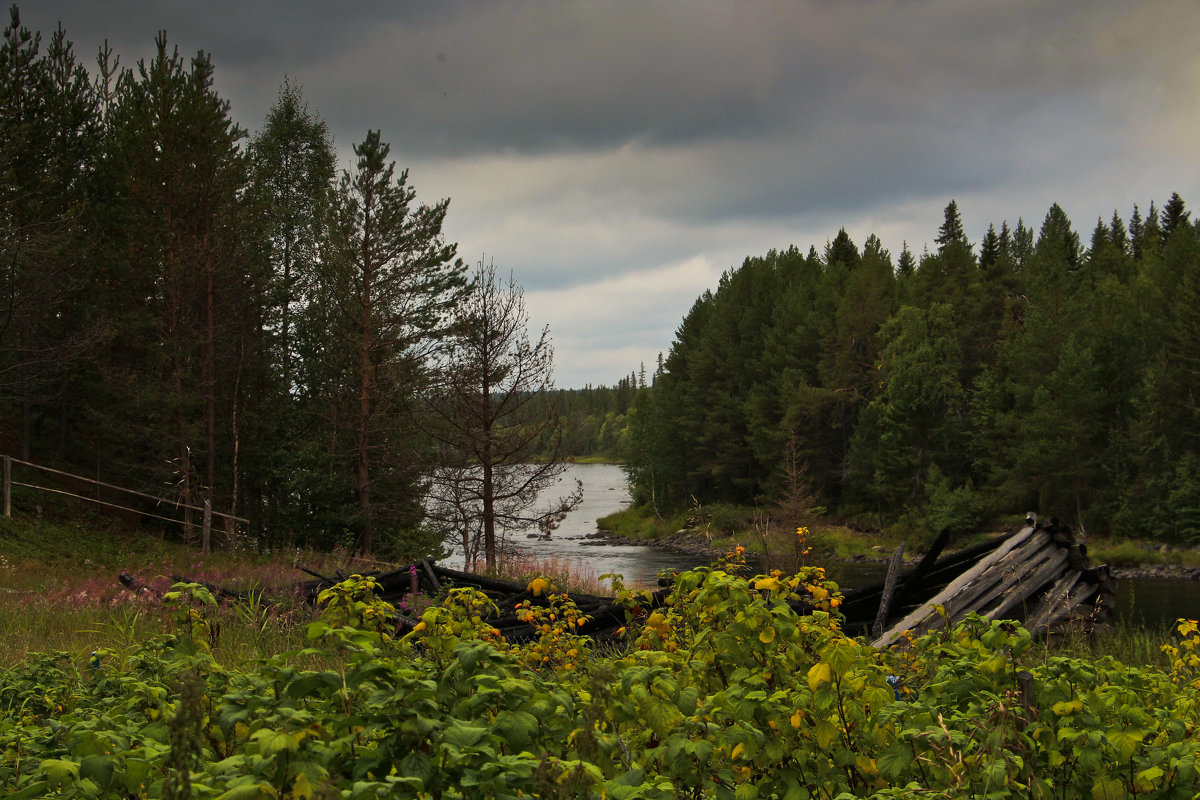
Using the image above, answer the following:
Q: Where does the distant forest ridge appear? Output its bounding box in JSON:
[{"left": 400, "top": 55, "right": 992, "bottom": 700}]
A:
[{"left": 560, "top": 196, "right": 1200, "bottom": 542}]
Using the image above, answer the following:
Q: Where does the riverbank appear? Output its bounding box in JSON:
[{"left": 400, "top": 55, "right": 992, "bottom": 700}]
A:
[{"left": 594, "top": 504, "right": 1200, "bottom": 584}]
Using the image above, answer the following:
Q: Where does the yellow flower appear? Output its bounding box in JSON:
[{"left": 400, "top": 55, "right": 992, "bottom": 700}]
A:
[{"left": 646, "top": 611, "right": 671, "bottom": 638}]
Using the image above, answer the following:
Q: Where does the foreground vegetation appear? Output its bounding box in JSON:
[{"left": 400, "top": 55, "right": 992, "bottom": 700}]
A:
[{"left": 5, "top": 552, "right": 1200, "bottom": 799}]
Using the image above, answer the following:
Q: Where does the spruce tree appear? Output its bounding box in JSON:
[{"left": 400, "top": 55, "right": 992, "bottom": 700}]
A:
[
  {"left": 246, "top": 79, "right": 337, "bottom": 544},
  {"left": 248, "top": 79, "right": 336, "bottom": 384},
  {"left": 1162, "top": 192, "right": 1190, "bottom": 240},
  {"left": 935, "top": 199, "right": 970, "bottom": 252}
]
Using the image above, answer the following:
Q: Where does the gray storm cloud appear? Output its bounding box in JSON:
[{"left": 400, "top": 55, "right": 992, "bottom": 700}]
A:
[{"left": 19, "top": 0, "right": 1200, "bottom": 386}]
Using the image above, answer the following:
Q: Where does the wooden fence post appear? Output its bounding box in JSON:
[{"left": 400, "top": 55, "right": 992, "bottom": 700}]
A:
[
  {"left": 3, "top": 455, "right": 10, "bottom": 518},
  {"left": 202, "top": 499, "right": 212, "bottom": 556}
]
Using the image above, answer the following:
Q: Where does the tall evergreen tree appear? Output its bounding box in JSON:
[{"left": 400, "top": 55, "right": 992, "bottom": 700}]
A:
[
  {"left": 310, "top": 129, "right": 464, "bottom": 555},
  {"left": 0, "top": 10, "right": 102, "bottom": 459},
  {"left": 934, "top": 199, "right": 970, "bottom": 252},
  {"left": 246, "top": 79, "right": 337, "bottom": 543},
  {"left": 979, "top": 224, "right": 1001, "bottom": 271},
  {"left": 1162, "top": 192, "right": 1190, "bottom": 240},
  {"left": 248, "top": 79, "right": 336, "bottom": 384},
  {"left": 847, "top": 303, "right": 967, "bottom": 509},
  {"left": 105, "top": 33, "right": 250, "bottom": 517}
]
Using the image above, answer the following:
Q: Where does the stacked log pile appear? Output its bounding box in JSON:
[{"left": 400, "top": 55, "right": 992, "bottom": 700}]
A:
[{"left": 870, "top": 521, "right": 1115, "bottom": 647}]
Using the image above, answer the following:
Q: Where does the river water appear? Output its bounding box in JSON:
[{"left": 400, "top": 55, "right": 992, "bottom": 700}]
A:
[
  {"left": 456, "top": 463, "right": 1200, "bottom": 626},
  {"left": 448, "top": 462, "right": 705, "bottom": 589}
]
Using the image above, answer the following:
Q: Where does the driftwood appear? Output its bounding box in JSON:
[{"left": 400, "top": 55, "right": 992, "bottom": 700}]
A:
[
  {"left": 871, "top": 543, "right": 906, "bottom": 639},
  {"left": 293, "top": 561, "right": 671, "bottom": 643}
]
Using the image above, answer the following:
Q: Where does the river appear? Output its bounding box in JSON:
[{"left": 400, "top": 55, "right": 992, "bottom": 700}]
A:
[
  {"left": 447, "top": 462, "right": 703, "bottom": 589},
  {"left": 461, "top": 462, "right": 1200, "bottom": 626}
]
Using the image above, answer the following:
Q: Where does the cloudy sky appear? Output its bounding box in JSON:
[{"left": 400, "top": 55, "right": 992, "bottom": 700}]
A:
[{"left": 21, "top": 1, "right": 1200, "bottom": 388}]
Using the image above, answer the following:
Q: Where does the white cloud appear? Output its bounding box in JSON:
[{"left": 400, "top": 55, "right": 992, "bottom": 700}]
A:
[{"left": 525, "top": 255, "right": 726, "bottom": 387}]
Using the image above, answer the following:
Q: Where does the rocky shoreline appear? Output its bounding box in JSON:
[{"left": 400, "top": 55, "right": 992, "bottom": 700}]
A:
[
  {"left": 584, "top": 528, "right": 722, "bottom": 559},
  {"left": 1109, "top": 564, "right": 1200, "bottom": 581}
]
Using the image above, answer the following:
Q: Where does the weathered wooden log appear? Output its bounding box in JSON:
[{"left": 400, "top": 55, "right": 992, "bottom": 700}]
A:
[
  {"left": 979, "top": 546, "right": 1069, "bottom": 621},
  {"left": 1023, "top": 571, "right": 1085, "bottom": 635},
  {"left": 421, "top": 559, "right": 441, "bottom": 592},
  {"left": 948, "top": 531, "right": 1055, "bottom": 624},
  {"left": 873, "top": 526, "right": 1038, "bottom": 647},
  {"left": 871, "top": 543, "right": 906, "bottom": 639}
]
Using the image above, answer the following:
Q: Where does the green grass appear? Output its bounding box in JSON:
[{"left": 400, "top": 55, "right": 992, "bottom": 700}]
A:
[
  {"left": 4, "top": 501, "right": 1197, "bottom": 672},
  {"left": 0, "top": 507, "right": 614, "bottom": 667},
  {"left": 0, "top": 511, "right": 347, "bottom": 667},
  {"left": 596, "top": 504, "right": 929, "bottom": 563},
  {"left": 595, "top": 505, "right": 683, "bottom": 540},
  {"left": 1079, "top": 535, "right": 1200, "bottom": 569},
  {"left": 1038, "top": 616, "right": 1179, "bottom": 670}
]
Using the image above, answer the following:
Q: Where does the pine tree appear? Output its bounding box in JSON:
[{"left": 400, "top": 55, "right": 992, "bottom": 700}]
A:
[
  {"left": 0, "top": 10, "right": 102, "bottom": 459},
  {"left": 106, "top": 33, "right": 250, "bottom": 519},
  {"left": 312, "top": 129, "right": 465, "bottom": 555}
]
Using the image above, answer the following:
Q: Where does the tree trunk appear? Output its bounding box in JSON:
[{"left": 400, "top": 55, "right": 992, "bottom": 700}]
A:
[
  {"left": 356, "top": 235, "right": 374, "bottom": 555},
  {"left": 205, "top": 247, "right": 217, "bottom": 501},
  {"left": 483, "top": 460, "right": 496, "bottom": 570}
]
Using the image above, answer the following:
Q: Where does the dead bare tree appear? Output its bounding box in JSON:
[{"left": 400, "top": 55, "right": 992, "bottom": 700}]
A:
[{"left": 421, "top": 259, "right": 581, "bottom": 571}]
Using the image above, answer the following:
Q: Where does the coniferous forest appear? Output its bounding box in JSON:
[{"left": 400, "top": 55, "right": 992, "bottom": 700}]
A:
[
  {"left": 0, "top": 11, "right": 481, "bottom": 558},
  {"left": 621, "top": 197, "right": 1200, "bottom": 541},
  {"left": 4, "top": 6, "right": 1200, "bottom": 557}
]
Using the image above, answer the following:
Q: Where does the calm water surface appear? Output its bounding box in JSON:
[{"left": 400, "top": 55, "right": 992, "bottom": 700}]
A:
[
  {"left": 449, "top": 462, "right": 704, "bottom": 589},
  {"left": 454, "top": 464, "right": 1200, "bottom": 624}
]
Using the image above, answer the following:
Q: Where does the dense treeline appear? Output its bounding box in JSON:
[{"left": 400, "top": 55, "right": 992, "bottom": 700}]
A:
[
  {"left": 545, "top": 375, "right": 645, "bottom": 460},
  {"left": 0, "top": 10, "right": 580, "bottom": 559},
  {"left": 626, "top": 197, "right": 1200, "bottom": 540}
]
